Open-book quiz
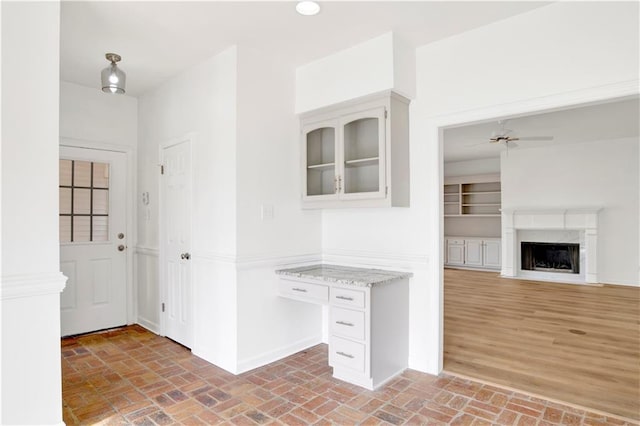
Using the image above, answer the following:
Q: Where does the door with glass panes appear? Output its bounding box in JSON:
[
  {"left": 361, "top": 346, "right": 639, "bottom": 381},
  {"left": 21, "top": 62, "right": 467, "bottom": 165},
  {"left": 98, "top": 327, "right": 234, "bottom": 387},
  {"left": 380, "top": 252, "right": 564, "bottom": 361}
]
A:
[
  {"left": 339, "top": 106, "right": 386, "bottom": 200},
  {"left": 59, "top": 146, "right": 127, "bottom": 336},
  {"left": 303, "top": 119, "right": 339, "bottom": 201}
]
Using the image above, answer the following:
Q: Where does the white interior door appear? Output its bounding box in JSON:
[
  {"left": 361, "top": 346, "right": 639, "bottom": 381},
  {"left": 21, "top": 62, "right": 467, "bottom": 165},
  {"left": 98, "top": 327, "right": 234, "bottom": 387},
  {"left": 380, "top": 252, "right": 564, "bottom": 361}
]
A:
[
  {"left": 161, "top": 138, "right": 192, "bottom": 348},
  {"left": 59, "top": 146, "right": 127, "bottom": 336}
]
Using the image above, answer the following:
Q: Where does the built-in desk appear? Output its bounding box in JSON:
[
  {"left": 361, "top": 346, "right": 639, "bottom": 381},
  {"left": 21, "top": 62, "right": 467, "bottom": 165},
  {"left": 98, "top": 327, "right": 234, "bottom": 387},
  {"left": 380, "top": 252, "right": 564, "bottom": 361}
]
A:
[{"left": 275, "top": 264, "right": 411, "bottom": 390}]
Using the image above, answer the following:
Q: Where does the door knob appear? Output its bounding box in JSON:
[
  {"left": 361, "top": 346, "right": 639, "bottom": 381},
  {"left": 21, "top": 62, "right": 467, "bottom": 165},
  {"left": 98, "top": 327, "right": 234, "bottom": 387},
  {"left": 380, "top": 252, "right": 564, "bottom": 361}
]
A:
[
  {"left": 180, "top": 252, "right": 191, "bottom": 260},
  {"left": 117, "top": 245, "right": 126, "bottom": 252}
]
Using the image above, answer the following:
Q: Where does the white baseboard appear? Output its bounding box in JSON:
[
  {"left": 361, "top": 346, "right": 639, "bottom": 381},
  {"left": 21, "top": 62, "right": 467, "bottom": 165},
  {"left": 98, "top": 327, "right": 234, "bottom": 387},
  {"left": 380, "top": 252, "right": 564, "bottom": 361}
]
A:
[
  {"left": 236, "top": 335, "right": 323, "bottom": 374},
  {"left": 137, "top": 317, "right": 160, "bottom": 334}
]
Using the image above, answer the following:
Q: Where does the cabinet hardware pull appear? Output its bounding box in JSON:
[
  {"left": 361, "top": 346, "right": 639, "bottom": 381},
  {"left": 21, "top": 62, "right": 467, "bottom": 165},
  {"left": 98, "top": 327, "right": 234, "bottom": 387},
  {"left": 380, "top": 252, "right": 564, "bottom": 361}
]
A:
[
  {"left": 336, "top": 321, "right": 354, "bottom": 327},
  {"left": 292, "top": 288, "right": 307, "bottom": 293},
  {"left": 336, "top": 295, "right": 353, "bottom": 301},
  {"left": 336, "top": 351, "right": 354, "bottom": 359}
]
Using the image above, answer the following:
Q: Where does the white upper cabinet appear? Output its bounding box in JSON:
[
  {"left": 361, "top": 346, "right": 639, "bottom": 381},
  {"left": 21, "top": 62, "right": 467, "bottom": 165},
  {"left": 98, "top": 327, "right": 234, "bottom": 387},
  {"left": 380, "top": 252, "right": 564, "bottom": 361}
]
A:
[{"left": 301, "top": 91, "right": 410, "bottom": 209}]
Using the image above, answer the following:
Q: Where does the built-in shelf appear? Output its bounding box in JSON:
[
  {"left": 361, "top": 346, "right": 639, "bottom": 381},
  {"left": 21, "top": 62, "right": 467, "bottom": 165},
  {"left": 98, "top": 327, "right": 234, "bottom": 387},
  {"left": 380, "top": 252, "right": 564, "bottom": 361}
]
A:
[
  {"left": 344, "top": 157, "right": 379, "bottom": 167},
  {"left": 443, "top": 174, "right": 501, "bottom": 217},
  {"left": 308, "top": 163, "right": 335, "bottom": 171}
]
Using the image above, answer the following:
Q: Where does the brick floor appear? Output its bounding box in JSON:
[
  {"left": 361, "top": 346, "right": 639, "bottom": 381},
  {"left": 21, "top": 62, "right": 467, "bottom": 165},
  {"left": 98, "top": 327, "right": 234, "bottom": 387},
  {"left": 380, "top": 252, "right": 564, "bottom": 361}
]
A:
[{"left": 62, "top": 326, "right": 637, "bottom": 425}]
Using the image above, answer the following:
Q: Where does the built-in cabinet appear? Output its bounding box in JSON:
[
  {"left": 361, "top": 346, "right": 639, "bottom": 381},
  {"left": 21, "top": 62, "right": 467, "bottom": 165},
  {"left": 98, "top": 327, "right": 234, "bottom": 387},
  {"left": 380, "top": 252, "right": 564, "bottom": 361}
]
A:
[
  {"left": 277, "top": 276, "right": 409, "bottom": 390},
  {"left": 301, "top": 91, "right": 410, "bottom": 209},
  {"left": 445, "top": 237, "right": 501, "bottom": 270},
  {"left": 444, "top": 174, "right": 501, "bottom": 217}
]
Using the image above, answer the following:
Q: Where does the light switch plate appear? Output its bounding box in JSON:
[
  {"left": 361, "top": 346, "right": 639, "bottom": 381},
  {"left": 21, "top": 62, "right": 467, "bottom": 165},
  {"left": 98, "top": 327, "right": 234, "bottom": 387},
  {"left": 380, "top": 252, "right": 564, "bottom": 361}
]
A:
[{"left": 261, "top": 204, "right": 274, "bottom": 221}]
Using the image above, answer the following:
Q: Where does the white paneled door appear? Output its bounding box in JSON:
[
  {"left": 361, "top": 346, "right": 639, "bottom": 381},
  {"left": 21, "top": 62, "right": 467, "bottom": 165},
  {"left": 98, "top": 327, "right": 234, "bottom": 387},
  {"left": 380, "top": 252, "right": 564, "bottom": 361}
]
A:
[
  {"left": 161, "top": 138, "right": 192, "bottom": 348},
  {"left": 59, "top": 146, "right": 127, "bottom": 336}
]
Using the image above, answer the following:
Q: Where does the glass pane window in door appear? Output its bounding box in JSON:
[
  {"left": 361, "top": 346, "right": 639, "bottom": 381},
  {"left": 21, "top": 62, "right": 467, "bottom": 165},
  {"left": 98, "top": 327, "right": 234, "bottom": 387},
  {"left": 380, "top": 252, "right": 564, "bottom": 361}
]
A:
[
  {"left": 306, "top": 127, "right": 336, "bottom": 196},
  {"left": 307, "top": 127, "right": 335, "bottom": 167},
  {"left": 59, "top": 159, "right": 110, "bottom": 243},
  {"left": 344, "top": 163, "right": 379, "bottom": 194},
  {"left": 307, "top": 167, "right": 335, "bottom": 196},
  {"left": 343, "top": 117, "right": 379, "bottom": 162},
  {"left": 73, "top": 160, "right": 92, "bottom": 187},
  {"left": 343, "top": 117, "right": 380, "bottom": 194}
]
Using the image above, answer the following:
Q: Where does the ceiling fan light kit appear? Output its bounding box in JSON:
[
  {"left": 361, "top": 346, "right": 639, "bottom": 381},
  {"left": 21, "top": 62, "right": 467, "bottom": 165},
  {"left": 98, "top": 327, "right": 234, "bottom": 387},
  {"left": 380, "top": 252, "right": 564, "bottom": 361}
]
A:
[{"left": 101, "top": 52, "right": 126, "bottom": 94}]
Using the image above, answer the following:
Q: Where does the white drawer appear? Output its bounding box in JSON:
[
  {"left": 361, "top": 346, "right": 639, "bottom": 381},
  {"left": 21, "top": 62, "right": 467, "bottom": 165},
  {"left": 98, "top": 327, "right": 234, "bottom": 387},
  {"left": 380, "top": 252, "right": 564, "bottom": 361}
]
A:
[
  {"left": 331, "top": 307, "right": 365, "bottom": 340},
  {"left": 448, "top": 239, "right": 465, "bottom": 245},
  {"left": 278, "top": 279, "right": 328, "bottom": 304},
  {"left": 331, "top": 336, "right": 365, "bottom": 373},
  {"left": 331, "top": 287, "right": 365, "bottom": 309}
]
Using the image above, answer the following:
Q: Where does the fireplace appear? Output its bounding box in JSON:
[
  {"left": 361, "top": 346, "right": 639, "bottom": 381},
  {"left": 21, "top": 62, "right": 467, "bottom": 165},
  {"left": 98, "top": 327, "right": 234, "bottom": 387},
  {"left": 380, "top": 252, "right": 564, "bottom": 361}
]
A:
[
  {"left": 521, "top": 242, "right": 579, "bottom": 274},
  {"left": 501, "top": 208, "right": 601, "bottom": 284}
]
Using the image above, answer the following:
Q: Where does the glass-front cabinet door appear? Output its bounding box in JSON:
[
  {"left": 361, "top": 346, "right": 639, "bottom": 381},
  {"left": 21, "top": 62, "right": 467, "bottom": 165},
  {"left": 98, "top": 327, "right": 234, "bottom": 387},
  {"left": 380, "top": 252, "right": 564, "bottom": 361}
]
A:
[
  {"left": 340, "top": 107, "right": 386, "bottom": 200},
  {"left": 303, "top": 120, "right": 338, "bottom": 200}
]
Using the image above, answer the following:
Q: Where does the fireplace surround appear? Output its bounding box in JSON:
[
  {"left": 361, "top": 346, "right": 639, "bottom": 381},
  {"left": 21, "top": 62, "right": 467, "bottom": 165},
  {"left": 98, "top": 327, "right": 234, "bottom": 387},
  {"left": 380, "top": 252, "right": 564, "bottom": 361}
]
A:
[{"left": 501, "top": 208, "right": 601, "bottom": 284}]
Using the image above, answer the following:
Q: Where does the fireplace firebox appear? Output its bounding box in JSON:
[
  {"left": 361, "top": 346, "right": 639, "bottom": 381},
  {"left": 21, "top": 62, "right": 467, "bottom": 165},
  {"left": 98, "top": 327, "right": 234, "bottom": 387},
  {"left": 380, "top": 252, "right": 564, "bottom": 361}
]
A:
[{"left": 521, "top": 242, "right": 580, "bottom": 274}]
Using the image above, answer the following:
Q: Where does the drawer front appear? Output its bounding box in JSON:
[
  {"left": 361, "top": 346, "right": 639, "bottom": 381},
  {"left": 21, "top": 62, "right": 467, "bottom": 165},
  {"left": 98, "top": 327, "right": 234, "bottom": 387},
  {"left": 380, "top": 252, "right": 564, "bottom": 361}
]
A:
[
  {"left": 448, "top": 239, "right": 465, "bottom": 245},
  {"left": 331, "top": 336, "right": 365, "bottom": 373},
  {"left": 278, "top": 279, "right": 328, "bottom": 304},
  {"left": 330, "top": 287, "right": 366, "bottom": 309},
  {"left": 331, "top": 307, "right": 365, "bottom": 341}
]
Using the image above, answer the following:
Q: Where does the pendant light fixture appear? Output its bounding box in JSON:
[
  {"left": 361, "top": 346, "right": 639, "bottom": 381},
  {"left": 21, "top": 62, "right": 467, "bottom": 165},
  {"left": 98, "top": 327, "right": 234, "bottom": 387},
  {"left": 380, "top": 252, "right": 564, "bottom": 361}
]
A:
[{"left": 101, "top": 53, "right": 126, "bottom": 94}]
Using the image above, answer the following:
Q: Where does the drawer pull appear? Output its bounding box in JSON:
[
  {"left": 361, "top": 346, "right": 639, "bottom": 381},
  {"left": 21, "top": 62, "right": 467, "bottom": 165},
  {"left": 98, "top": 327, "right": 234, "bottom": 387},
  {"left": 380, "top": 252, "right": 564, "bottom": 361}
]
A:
[
  {"left": 336, "top": 351, "right": 354, "bottom": 359},
  {"left": 292, "top": 287, "right": 307, "bottom": 293},
  {"left": 336, "top": 321, "right": 354, "bottom": 327},
  {"left": 336, "top": 295, "right": 354, "bottom": 301}
]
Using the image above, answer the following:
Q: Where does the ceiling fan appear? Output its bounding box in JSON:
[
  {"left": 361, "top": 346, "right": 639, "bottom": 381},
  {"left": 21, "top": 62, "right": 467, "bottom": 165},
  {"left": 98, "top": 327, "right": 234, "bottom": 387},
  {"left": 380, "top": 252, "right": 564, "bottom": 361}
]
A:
[{"left": 489, "top": 120, "right": 554, "bottom": 148}]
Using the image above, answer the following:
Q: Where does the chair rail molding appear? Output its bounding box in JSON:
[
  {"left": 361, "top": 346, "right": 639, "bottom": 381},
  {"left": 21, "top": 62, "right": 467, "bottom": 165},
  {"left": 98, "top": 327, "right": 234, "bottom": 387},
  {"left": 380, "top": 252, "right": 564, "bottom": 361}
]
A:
[
  {"left": 0, "top": 272, "right": 67, "bottom": 300},
  {"left": 322, "top": 248, "right": 429, "bottom": 271}
]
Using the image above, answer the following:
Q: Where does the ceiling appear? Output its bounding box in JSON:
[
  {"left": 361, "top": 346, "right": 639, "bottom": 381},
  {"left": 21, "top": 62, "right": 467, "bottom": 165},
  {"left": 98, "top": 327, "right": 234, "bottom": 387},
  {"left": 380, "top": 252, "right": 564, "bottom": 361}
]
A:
[
  {"left": 60, "top": 1, "right": 549, "bottom": 97},
  {"left": 443, "top": 98, "right": 640, "bottom": 163}
]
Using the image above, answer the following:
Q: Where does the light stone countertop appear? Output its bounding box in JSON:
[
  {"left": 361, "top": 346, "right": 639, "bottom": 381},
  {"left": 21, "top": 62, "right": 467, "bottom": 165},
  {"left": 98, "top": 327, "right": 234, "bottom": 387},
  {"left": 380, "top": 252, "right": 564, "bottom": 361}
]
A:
[{"left": 275, "top": 264, "right": 412, "bottom": 288}]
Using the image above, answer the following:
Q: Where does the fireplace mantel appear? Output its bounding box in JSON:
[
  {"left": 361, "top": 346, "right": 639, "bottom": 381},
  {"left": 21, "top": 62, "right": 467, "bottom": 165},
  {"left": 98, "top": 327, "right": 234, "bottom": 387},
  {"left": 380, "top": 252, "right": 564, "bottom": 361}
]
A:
[{"left": 501, "top": 208, "right": 602, "bottom": 283}]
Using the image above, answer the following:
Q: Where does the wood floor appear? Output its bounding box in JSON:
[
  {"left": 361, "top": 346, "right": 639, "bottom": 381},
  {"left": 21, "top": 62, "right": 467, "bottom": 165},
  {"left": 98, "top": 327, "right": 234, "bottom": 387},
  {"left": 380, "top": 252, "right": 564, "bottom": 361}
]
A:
[{"left": 444, "top": 268, "right": 640, "bottom": 421}]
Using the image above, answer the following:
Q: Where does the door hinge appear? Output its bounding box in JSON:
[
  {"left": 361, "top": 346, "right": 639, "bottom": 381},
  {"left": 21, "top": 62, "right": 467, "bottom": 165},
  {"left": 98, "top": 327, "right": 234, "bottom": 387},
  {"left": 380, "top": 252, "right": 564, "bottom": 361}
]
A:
[
  {"left": 161, "top": 302, "right": 165, "bottom": 312},
  {"left": 160, "top": 165, "right": 165, "bottom": 175},
  {"left": 385, "top": 186, "right": 389, "bottom": 196},
  {"left": 384, "top": 109, "right": 388, "bottom": 119}
]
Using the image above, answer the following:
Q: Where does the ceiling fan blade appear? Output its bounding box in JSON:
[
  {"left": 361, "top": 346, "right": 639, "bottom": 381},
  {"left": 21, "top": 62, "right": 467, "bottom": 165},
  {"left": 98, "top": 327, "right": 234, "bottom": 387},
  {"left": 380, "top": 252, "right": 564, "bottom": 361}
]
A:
[{"left": 517, "top": 136, "right": 554, "bottom": 141}]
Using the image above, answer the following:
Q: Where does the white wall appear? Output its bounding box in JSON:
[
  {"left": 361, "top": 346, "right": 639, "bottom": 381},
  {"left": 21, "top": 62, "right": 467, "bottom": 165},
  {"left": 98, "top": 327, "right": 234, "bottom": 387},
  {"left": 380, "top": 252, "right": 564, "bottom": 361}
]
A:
[
  {"left": 295, "top": 1, "right": 638, "bottom": 375},
  {"left": 1, "top": 2, "right": 65, "bottom": 424},
  {"left": 60, "top": 81, "right": 138, "bottom": 148},
  {"left": 502, "top": 138, "right": 639, "bottom": 286},
  {"left": 417, "top": 2, "right": 639, "bottom": 117},
  {"left": 137, "top": 46, "right": 239, "bottom": 371},
  {"left": 444, "top": 158, "right": 500, "bottom": 177},
  {"left": 413, "top": 1, "right": 638, "bottom": 371},
  {"left": 235, "top": 45, "right": 323, "bottom": 369}
]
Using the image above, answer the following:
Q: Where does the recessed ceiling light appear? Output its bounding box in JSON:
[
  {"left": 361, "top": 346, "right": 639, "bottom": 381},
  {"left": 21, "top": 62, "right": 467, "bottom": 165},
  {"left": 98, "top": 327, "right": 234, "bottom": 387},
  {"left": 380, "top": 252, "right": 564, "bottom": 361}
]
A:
[{"left": 296, "top": 1, "right": 320, "bottom": 16}]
